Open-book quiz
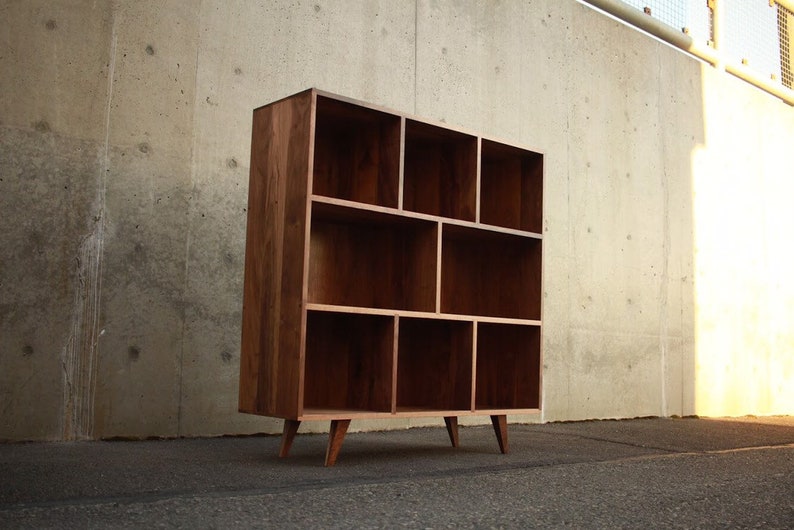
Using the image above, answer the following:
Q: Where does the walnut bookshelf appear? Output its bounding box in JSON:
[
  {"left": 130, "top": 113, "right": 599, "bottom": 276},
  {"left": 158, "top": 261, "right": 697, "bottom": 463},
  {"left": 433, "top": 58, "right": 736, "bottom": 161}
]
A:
[{"left": 239, "top": 89, "right": 543, "bottom": 466}]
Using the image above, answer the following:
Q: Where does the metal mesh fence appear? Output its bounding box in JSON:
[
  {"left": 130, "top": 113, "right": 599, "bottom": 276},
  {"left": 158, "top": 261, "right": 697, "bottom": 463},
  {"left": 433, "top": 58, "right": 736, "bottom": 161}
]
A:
[
  {"left": 722, "top": 0, "right": 781, "bottom": 82},
  {"left": 779, "top": 3, "right": 793, "bottom": 88},
  {"left": 620, "top": 0, "right": 712, "bottom": 44},
  {"left": 609, "top": 0, "right": 793, "bottom": 92}
]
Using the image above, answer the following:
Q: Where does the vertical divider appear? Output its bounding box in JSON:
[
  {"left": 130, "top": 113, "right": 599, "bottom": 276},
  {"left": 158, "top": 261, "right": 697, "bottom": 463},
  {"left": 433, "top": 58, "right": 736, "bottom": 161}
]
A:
[
  {"left": 391, "top": 315, "right": 400, "bottom": 414},
  {"left": 435, "top": 222, "right": 443, "bottom": 313},
  {"left": 471, "top": 321, "right": 478, "bottom": 412},
  {"left": 475, "top": 137, "right": 482, "bottom": 224},
  {"left": 397, "top": 116, "right": 406, "bottom": 211}
]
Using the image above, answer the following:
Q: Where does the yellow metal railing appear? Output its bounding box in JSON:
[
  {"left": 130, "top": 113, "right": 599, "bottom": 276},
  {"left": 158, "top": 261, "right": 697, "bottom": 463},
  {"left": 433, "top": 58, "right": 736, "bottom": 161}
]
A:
[{"left": 581, "top": 0, "right": 794, "bottom": 105}]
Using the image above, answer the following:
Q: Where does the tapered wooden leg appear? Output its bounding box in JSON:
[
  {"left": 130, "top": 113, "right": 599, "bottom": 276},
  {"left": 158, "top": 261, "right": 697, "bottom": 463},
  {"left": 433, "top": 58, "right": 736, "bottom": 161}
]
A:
[
  {"left": 491, "top": 415, "right": 509, "bottom": 454},
  {"left": 444, "top": 416, "right": 459, "bottom": 448},
  {"left": 279, "top": 420, "right": 301, "bottom": 457},
  {"left": 325, "top": 419, "right": 351, "bottom": 467}
]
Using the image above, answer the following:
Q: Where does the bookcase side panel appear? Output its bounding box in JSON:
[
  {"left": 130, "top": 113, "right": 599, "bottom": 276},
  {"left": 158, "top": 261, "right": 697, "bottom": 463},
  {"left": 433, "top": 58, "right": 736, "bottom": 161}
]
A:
[{"left": 239, "top": 92, "right": 312, "bottom": 419}]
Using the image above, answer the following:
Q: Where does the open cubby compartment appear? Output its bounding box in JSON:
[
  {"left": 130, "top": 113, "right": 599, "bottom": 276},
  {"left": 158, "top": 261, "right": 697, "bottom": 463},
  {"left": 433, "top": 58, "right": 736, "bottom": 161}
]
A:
[
  {"left": 475, "top": 323, "right": 541, "bottom": 410},
  {"left": 480, "top": 139, "right": 543, "bottom": 233},
  {"left": 308, "top": 201, "right": 438, "bottom": 311},
  {"left": 441, "top": 224, "right": 541, "bottom": 319},
  {"left": 303, "top": 311, "right": 395, "bottom": 413},
  {"left": 403, "top": 119, "right": 477, "bottom": 221},
  {"left": 312, "top": 95, "right": 401, "bottom": 208},
  {"left": 396, "top": 317, "right": 473, "bottom": 412}
]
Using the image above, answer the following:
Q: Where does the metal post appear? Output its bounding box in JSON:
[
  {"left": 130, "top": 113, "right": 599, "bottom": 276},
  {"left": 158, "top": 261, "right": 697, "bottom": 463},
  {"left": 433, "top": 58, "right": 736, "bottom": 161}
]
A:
[{"left": 710, "top": 0, "right": 724, "bottom": 70}]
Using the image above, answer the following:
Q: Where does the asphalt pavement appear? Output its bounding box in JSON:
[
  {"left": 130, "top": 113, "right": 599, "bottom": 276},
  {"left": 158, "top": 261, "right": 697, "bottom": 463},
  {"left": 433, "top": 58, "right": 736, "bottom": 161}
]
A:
[{"left": 1, "top": 416, "right": 793, "bottom": 528}]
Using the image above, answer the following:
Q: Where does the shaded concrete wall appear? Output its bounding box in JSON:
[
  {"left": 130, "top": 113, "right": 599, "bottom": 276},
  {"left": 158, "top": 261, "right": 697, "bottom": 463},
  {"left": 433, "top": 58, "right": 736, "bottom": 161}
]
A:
[{"left": 1, "top": 0, "right": 791, "bottom": 441}]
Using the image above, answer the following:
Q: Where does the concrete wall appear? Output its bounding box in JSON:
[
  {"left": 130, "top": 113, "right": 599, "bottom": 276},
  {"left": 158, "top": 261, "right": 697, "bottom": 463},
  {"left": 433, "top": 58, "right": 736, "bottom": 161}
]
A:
[{"left": 1, "top": 0, "right": 792, "bottom": 441}]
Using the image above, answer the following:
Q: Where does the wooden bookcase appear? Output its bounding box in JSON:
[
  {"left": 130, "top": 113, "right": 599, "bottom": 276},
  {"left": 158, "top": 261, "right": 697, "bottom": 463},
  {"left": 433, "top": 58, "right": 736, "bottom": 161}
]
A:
[{"left": 239, "top": 89, "right": 543, "bottom": 466}]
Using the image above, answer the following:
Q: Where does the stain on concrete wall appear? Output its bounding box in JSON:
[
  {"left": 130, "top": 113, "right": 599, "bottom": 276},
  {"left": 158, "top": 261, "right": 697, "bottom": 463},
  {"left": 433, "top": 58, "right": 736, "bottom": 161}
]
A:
[{"left": 1, "top": 1, "right": 112, "bottom": 440}]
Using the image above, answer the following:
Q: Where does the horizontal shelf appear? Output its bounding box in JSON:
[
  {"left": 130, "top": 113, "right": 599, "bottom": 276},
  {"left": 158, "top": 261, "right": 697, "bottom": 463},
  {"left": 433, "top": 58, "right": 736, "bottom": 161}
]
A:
[
  {"left": 465, "top": 408, "right": 541, "bottom": 416},
  {"left": 298, "top": 408, "right": 539, "bottom": 420},
  {"left": 305, "top": 303, "right": 541, "bottom": 326},
  {"left": 311, "top": 197, "right": 433, "bottom": 227},
  {"left": 312, "top": 195, "right": 543, "bottom": 239},
  {"left": 299, "top": 408, "right": 397, "bottom": 420}
]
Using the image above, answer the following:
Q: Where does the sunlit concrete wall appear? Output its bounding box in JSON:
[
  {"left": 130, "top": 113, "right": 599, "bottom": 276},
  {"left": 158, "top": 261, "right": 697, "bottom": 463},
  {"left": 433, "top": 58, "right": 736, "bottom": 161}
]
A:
[
  {"left": 692, "top": 67, "right": 794, "bottom": 417},
  {"left": 0, "top": 0, "right": 790, "bottom": 441}
]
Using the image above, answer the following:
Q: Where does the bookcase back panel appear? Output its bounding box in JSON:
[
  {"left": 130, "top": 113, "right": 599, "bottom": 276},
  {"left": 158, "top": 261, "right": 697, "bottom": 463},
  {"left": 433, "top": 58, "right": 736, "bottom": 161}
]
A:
[
  {"left": 403, "top": 120, "right": 477, "bottom": 221},
  {"left": 480, "top": 140, "right": 543, "bottom": 233},
  {"left": 396, "top": 318, "right": 473, "bottom": 411},
  {"left": 440, "top": 225, "right": 541, "bottom": 320},
  {"left": 304, "top": 311, "right": 394, "bottom": 413},
  {"left": 313, "top": 96, "right": 400, "bottom": 208},
  {"left": 308, "top": 204, "right": 437, "bottom": 312},
  {"left": 476, "top": 323, "right": 541, "bottom": 410}
]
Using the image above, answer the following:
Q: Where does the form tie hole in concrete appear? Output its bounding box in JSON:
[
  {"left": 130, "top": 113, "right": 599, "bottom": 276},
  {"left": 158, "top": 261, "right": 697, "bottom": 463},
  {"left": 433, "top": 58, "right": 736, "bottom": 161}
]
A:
[
  {"left": 137, "top": 142, "right": 150, "bottom": 154},
  {"left": 220, "top": 351, "right": 233, "bottom": 364},
  {"left": 234, "top": 67, "right": 242, "bottom": 75},
  {"left": 128, "top": 346, "right": 140, "bottom": 362},
  {"left": 34, "top": 120, "right": 51, "bottom": 133},
  {"left": 226, "top": 157, "right": 238, "bottom": 169},
  {"left": 22, "top": 345, "right": 34, "bottom": 357},
  {"left": 45, "top": 20, "right": 56, "bottom": 31},
  {"left": 146, "top": 45, "right": 155, "bottom": 56},
  {"left": 314, "top": 4, "right": 321, "bottom": 12}
]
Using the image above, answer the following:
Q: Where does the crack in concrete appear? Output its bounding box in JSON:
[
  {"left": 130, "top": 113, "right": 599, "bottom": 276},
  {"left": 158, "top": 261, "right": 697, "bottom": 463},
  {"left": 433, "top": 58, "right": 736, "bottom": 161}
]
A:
[{"left": 59, "top": 10, "right": 116, "bottom": 441}]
